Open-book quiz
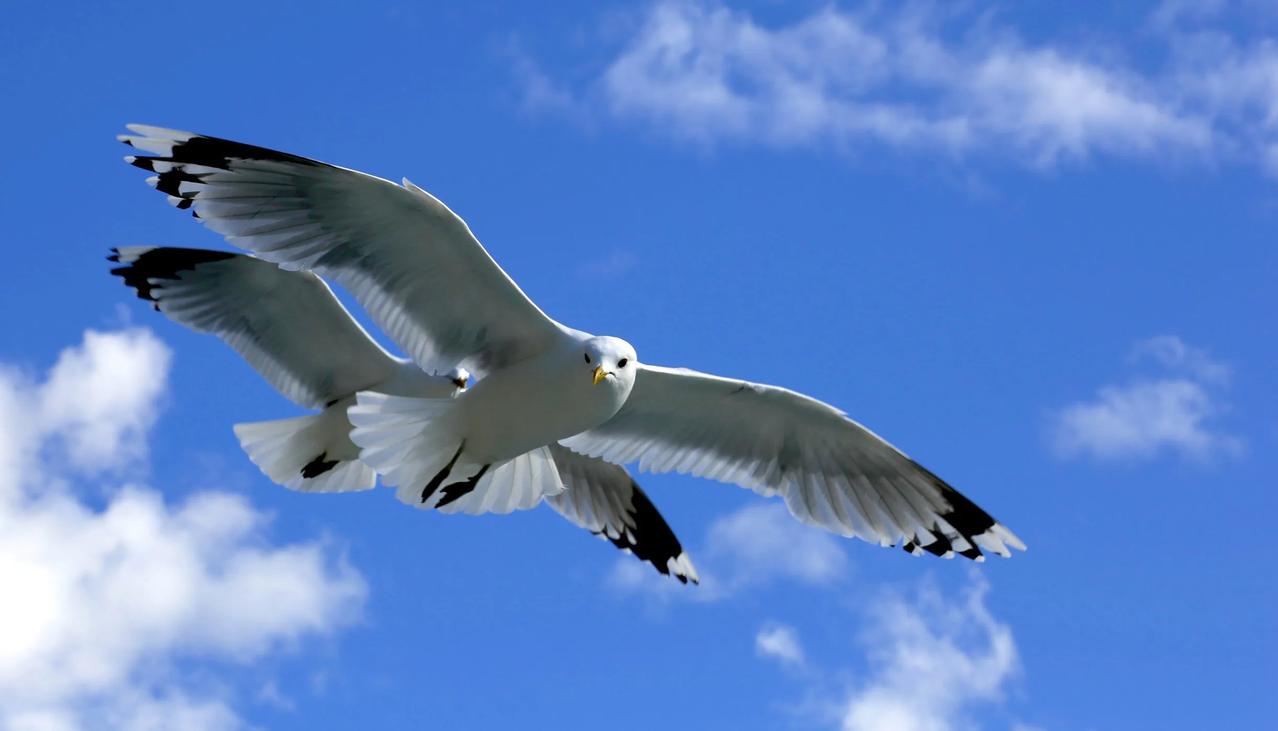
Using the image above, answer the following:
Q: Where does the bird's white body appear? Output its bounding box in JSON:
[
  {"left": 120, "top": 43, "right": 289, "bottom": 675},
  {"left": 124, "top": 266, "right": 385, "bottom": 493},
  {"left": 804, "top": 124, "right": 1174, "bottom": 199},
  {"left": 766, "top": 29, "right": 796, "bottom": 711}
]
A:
[
  {"left": 349, "top": 333, "right": 638, "bottom": 513},
  {"left": 454, "top": 335, "right": 635, "bottom": 463}
]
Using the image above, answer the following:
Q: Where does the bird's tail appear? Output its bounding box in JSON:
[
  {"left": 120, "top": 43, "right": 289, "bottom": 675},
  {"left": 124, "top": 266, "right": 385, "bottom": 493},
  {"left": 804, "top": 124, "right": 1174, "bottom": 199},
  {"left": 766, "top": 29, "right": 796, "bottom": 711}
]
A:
[
  {"left": 233, "top": 399, "right": 376, "bottom": 494},
  {"left": 349, "top": 391, "right": 564, "bottom": 514}
]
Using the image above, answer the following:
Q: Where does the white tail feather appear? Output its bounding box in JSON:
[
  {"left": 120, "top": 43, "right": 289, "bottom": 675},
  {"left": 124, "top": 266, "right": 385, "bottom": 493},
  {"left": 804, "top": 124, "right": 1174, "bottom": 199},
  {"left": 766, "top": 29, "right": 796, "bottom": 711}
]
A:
[
  {"left": 349, "top": 391, "right": 459, "bottom": 498},
  {"left": 435, "top": 447, "right": 565, "bottom": 516},
  {"left": 233, "top": 403, "right": 375, "bottom": 493},
  {"left": 349, "top": 391, "right": 564, "bottom": 515}
]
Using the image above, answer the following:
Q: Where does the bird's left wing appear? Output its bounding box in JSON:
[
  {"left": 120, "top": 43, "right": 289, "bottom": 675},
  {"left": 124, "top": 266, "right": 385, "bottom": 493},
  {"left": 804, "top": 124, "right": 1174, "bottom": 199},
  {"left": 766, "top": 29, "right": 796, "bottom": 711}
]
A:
[
  {"left": 118, "top": 124, "right": 563, "bottom": 376},
  {"left": 562, "top": 365, "right": 1025, "bottom": 561},
  {"left": 109, "top": 245, "right": 397, "bottom": 409},
  {"left": 546, "top": 444, "right": 698, "bottom": 584}
]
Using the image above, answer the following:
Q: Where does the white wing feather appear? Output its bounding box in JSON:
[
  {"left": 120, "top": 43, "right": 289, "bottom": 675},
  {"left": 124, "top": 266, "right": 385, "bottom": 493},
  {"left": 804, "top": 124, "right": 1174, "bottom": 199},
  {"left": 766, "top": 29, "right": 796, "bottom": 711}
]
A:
[
  {"left": 110, "top": 246, "right": 396, "bottom": 408},
  {"left": 563, "top": 365, "right": 1025, "bottom": 560},
  {"left": 118, "top": 125, "right": 563, "bottom": 376}
]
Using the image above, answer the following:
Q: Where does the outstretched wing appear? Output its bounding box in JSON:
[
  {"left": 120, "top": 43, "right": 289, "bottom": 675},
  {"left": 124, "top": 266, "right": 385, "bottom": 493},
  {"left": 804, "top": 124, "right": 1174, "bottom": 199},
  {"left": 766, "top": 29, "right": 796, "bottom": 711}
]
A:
[
  {"left": 118, "top": 124, "right": 563, "bottom": 376},
  {"left": 547, "top": 444, "right": 698, "bottom": 584},
  {"left": 562, "top": 365, "right": 1025, "bottom": 561},
  {"left": 110, "top": 246, "right": 396, "bottom": 408}
]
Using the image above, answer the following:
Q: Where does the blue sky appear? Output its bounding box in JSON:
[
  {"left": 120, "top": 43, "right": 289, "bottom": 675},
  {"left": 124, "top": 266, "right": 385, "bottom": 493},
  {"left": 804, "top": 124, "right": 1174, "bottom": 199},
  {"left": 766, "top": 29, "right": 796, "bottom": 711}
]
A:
[{"left": 1, "top": 1, "right": 1275, "bottom": 729}]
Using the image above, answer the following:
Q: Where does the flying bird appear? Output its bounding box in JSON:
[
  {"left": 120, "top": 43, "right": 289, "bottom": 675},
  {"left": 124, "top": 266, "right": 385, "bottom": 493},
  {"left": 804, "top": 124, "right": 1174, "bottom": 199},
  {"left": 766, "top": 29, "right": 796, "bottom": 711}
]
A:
[
  {"left": 109, "top": 245, "right": 697, "bottom": 583},
  {"left": 119, "top": 124, "right": 1025, "bottom": 561}
]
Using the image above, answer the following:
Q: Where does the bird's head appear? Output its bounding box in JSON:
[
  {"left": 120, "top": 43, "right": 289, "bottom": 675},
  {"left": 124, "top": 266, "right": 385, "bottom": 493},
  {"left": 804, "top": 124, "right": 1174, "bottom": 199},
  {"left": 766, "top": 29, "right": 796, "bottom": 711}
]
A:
[{"left": 582, "top": 336, "right": 637, "bottom": 388}]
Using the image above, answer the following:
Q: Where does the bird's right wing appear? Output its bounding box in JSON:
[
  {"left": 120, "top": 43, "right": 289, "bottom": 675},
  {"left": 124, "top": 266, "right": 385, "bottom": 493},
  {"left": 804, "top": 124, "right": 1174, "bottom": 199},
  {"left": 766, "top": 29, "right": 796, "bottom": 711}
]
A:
[
  {"left": 563, "top": 364, "right": 1025, "bottom": 561},
  {"left": 110, "top": 246, "right": 397, "bottom": 409},
  {"left": 118, "top": 124, "right": 564, "bottom": 376},
  {"left": 547, "top": 444, "right": 698, "bottom": 584}
]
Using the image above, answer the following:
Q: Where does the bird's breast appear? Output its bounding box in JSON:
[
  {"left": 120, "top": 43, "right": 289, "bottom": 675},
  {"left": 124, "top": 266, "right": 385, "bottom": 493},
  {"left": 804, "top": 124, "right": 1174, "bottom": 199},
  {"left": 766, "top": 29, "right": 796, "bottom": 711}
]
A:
[{"left": 454, "top": 356, "right": 629, "bottom": 463}]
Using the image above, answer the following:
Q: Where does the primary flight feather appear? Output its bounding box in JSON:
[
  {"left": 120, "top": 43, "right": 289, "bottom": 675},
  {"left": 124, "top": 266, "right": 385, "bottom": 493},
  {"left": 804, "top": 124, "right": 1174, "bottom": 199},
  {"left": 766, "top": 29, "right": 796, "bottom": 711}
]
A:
[{"left": 119, "top": 124, "right": 1025, "bottom": 562}]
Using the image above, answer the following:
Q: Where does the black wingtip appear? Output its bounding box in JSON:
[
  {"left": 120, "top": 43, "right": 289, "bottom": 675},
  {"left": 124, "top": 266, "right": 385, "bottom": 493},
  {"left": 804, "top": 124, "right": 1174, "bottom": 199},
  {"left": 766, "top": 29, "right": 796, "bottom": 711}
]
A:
[
  {"left": 124, "top": 130, "right": 321, "bottom": 173},
  {"left": 920, "top": 533, "right": 953, "bottom": 558},
  {"left": 109, "top": 246, "right": 238, "bottom": 303},
  {"left": 603, "top": 482, "right": 693, "bottom": 584},
  {"left": 906, "top": 460, "right": 1005, "bottom": 562}
]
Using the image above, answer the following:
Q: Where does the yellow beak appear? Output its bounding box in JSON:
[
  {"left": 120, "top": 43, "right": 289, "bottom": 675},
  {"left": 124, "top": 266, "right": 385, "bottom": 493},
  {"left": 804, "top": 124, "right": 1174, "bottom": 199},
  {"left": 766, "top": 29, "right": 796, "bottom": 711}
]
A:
[{"left": 592, "top": 366, "right": 609, "bottom": 386}]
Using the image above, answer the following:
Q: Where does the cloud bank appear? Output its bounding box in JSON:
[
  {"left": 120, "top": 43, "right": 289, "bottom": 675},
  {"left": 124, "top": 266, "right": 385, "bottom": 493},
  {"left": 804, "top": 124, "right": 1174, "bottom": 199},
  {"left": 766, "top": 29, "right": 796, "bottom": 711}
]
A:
[
  {"left": 519, "top": 0, "right": 1278, "bottom": 174},
  {"left": 0, "top": 329, "right": 367, "bottom": 731}
]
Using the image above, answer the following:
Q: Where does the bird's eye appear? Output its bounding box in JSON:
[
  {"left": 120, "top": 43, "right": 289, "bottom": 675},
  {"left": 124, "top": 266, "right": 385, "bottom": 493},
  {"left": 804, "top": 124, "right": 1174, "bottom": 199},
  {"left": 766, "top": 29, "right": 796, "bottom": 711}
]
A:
[
  {"left": 618, "top": 358, "right": 628, "bottom": 368},
  {"left": 584, "top": 353, "right": 591, "bottom": 364}
]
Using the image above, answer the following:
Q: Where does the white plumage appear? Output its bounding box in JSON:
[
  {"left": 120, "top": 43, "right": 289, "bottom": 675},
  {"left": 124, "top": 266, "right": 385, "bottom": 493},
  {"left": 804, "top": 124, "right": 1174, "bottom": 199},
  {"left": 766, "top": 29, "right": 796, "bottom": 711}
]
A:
[
  {"left": 118, "top": 124, "right": 1025, "bottom": 563},
  {"left": 110, "top": 246, "right": 698, "bottom": 582}
]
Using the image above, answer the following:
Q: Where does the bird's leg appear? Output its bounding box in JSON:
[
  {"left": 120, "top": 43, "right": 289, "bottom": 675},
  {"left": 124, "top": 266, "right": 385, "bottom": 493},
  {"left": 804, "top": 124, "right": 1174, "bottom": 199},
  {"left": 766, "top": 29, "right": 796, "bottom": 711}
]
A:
[
  {"left": 422, "top": 441, "right": 465, "bottom": 503},
  {"left": 436, "top": 463, "right": 492, "bottom": 509}
]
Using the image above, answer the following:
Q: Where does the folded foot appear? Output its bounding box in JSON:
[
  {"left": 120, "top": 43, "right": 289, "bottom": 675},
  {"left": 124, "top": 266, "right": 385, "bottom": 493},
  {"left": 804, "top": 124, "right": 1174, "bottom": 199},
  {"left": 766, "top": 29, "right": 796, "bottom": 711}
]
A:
[
  {"left": 422, "top": 442, "right": 465, "bottom": 503},
  {"left": 437, "top": 464, "right": 491, "bottom": 509}
]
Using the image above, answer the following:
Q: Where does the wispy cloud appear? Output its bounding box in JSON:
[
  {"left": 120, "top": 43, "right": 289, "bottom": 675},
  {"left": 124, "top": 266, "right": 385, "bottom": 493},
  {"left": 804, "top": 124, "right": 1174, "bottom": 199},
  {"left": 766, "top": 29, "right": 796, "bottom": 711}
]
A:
[
  {"left": 1131, "top": 334, "right": 1231, "bottom": 385},
  {"left": 632, "top": 507, "right": 1030, "bottom": 727},
  {"left": 756, "top": 623, "right": 806, "bottom": 668},
  {"left": 518, "top": 0, "right": 1278, "bottom": 175},
  {"left": 0, "top": 329, "right": 367, "bottom": 730},
  {"left": 838, "top": 579, "right": 1020, "bottom": 731},
  {"left": 749, "top": 577, "right": 1028, "bottom": 730},
  {"left": 610, "top": 502, "right": 848, "bottom": 601},
  {"left": 574, "top": 248, "right": 639, "bottom": 280},
  {"left": 1050, "top": 336, "right": 1242, "bottom": 461}
]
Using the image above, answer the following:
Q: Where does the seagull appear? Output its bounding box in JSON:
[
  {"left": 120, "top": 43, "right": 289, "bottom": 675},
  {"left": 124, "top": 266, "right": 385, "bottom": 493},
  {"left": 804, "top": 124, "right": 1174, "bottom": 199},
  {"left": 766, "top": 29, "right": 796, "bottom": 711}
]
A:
[
  {"left": 109, "top": 245, "right": 698, "bottom": 582},
  {"left": 119, "top": 124, "right": 1025, "bottom": 561}
]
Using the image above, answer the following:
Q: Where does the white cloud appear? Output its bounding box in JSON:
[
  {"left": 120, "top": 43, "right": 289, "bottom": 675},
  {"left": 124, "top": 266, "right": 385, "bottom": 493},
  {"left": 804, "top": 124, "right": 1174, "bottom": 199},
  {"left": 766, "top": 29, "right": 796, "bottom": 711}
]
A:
[
  {"left": 522, "top": 0, "right": 1278, "bottom": 174},
  {"left": 705, "top": 502, "right": 849, "bottom": 588},
  {"left": 574, "top": 248, "right": 639, "bottom": 279},
  {"left": 36, "top": 329, "right": 171, "bottom": 473},
  {"left": 1131, "top": 335, "right": 1231, "bottom": 384},
  {"left": 611, "top": 502, "right": 848, "bottom": 601},
  {"left": 1051, "top": 336, "right": 1241, "bottom": 461},
  {"left": 1053, "top": 379, "right": 1224, "bottom": 459},
  {"left": 756, "top": 623, "right": 805, "bottom": 668},
  {"left": 751, "top": 578, "right": 1029, "bottom": 730},
  {"left": 0, "top": 329, "right": 367, "bottom": 731},
  {"left": 839, "top": 579, "right": 1019, "bottom": 731}
]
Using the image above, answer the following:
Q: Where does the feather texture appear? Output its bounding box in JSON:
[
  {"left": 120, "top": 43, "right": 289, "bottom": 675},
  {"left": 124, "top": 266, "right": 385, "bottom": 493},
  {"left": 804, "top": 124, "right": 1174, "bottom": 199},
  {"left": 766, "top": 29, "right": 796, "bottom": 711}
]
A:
[{"left": 564, "top": 365, "right": 1025, "bottom": 560}]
